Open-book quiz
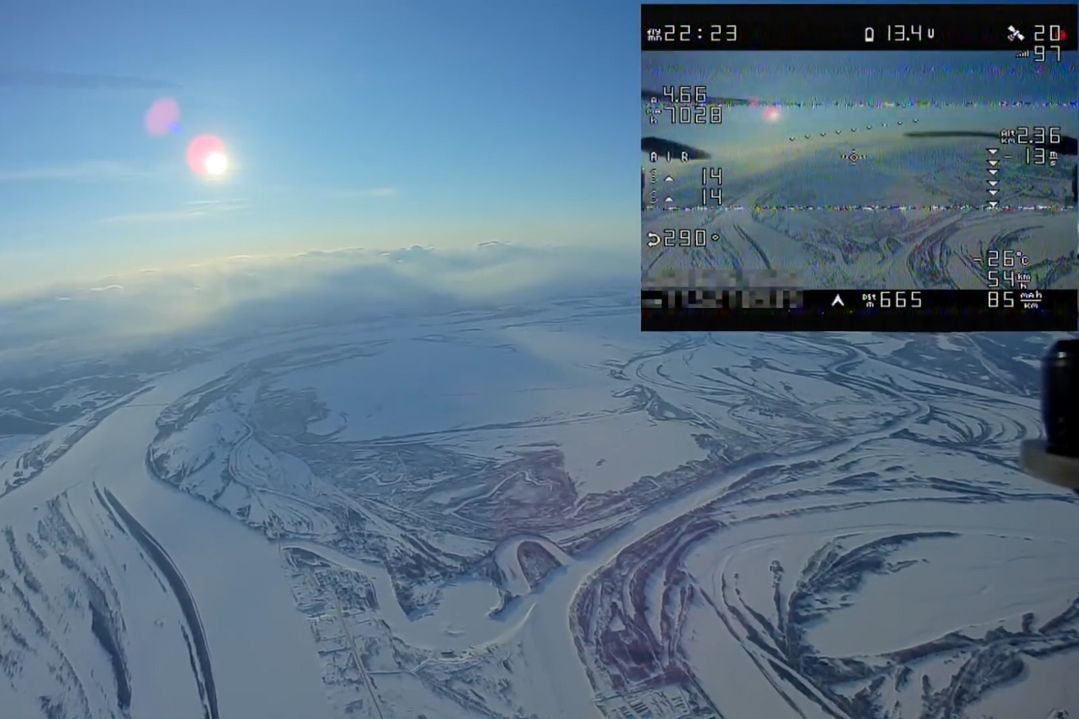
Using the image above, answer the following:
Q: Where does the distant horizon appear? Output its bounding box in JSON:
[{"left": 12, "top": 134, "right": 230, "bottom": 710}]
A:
[
  {"left": 0, "top": 231, "right": 632, "bottom": 301},
  {"left": 0, "top": 238, "right": 636, "bottom": 362}
]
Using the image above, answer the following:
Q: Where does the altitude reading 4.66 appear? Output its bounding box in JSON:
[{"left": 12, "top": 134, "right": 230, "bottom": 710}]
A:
[{"left": 658, "top": 85, "right": 723, "bottom": 124}]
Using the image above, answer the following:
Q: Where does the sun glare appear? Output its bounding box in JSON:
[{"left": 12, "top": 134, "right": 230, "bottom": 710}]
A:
[
  {"left": 205, "top": 151, "right": 229, "bottom": 176},
  {"left": 186, "top": 134, "right": 231, "bottom": 179}
]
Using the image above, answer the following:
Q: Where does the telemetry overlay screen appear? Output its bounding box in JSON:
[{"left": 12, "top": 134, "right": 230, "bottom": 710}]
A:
[{"left": 641, "top": 4, "right": 1078, "bottom": 331}]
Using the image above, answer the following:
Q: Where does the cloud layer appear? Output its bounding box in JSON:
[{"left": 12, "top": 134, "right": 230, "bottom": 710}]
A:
[{"left": 0, "top": 241, "right": 634, "bottom": 363}]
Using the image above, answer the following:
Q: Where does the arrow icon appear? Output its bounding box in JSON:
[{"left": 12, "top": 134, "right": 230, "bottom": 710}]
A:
[
  {"left": 987, "top": 148, "right": 999, "bottom": 155},
  {"left": 988, "top": 159, "right": 1000, "bottom": 167},
  {"left": 988, "top": 189, "right": 999, "bottom": 196},
  {"left": 664, "top": 175, "right": 674, "bottom": 182},
  {"left": 988, "top": 180, "right": 999, "bottom": 187},
  {"left": 831, "top": 294, "right": 844, "bottom": 307},
  {"left": 988, "top": 168, "right": 999, "bottom": 176},
  {"left": 988, "top": 200, "right": 999, "bottom": 208}
]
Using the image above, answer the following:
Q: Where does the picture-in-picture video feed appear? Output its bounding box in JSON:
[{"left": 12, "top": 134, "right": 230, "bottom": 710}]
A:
[{"left": 642, "top": 4, "right": 1078, "bottom": 331}]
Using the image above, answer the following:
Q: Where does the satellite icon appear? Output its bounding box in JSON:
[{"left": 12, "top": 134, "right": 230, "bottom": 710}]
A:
[{"left": 1007, "top": 25, "right": 1025, "bottom": 42}]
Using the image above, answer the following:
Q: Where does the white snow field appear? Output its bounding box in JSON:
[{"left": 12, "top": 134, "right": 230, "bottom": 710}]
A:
[{"left": 1, "top": 245, "right": 1077, "bottom": 718}]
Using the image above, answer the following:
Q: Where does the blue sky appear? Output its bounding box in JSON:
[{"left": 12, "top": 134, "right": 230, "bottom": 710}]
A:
[
  {"left": 0, "top": 0, "right": 1070, "bottom": 296},
  {"left": 0, "top": 0, "right": 641, "bottom": 294}
]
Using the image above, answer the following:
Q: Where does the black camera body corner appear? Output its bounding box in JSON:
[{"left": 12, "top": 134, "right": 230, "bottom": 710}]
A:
[{"left": 1021, "top": 339, "right": 1079, "bottom": 491}]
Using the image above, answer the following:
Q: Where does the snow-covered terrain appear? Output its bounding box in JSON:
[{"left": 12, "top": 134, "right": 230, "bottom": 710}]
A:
[
  {"left": 642, "top": 139, "right": 1078, "bottom": 291},
  {"left": 1, "top": 245, "right": 1077, "bottom": 718}
]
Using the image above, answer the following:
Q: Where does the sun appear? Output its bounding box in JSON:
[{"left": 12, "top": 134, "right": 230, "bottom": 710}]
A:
[
  {"left": 186, "top": 134, "right": 231, "bottom": 179},
  {"left": 205, "top": 151, "right": 229, "bottom": 176}
]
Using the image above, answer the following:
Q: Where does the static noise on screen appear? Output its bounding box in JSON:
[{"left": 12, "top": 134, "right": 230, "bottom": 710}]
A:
[{"left": 642, "top": 287, "right": 805, "bottom": 310}]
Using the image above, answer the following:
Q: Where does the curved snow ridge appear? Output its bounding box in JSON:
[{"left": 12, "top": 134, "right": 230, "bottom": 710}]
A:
[
  {"left": 706, "top": 525, "right": 1079, "bottom": 719},
  {"left": 100, "top": 487, "right": 220, "bottom": 719},
  {"left": 0, "top": 486, "right": 219, "bottom": 719}
]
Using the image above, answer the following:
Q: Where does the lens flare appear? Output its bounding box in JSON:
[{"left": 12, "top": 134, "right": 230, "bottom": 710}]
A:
[
  {"left": 144, "top": 97, "right": 180, "bottom": 136},
  {"left": 186, "top": 134, "right": 229, "bottom": 178},
  {"left": 763, "top": 106, "right": 782, "bottom": 122}
]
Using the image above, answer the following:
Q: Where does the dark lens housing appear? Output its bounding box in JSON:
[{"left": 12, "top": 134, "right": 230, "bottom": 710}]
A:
[{"left": 1044, "top": 339, "right": 1079, "bottom": 458}]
